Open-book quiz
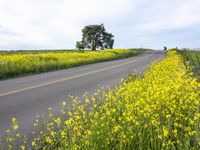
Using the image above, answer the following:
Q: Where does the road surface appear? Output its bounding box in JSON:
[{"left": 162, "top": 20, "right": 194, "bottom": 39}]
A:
[{"left": 0, "top": 50, "right": 165, "bottom": 145}]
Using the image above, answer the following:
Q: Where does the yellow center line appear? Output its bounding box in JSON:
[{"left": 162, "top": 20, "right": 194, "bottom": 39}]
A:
[{"left": 0, "top": 53, "right": 154, "bottom": 97}]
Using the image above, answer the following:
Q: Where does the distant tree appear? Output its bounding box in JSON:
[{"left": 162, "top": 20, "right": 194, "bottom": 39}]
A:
[
  {"left": 76, "top": 41, "right": 85, "bottom": 50},
  {"left": 76, "top": 24, "right": 114, "bottom": 51}
]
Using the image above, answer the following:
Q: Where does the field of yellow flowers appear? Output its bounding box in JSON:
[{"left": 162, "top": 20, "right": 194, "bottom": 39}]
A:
[
  {"left": 5, "top": 50, "right": 200, "bottom": 150},
  {"left": 0, "top": 49, "right": 143, "bottom": 80}
]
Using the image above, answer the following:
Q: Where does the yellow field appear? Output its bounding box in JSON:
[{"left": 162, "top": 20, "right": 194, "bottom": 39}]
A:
[{"left": 0, "top": 49, "right": 142, "bottom": 79}]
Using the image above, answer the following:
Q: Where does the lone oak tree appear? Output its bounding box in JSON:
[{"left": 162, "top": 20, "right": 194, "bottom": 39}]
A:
[{"left": 76, "top": 24, "right": 114, "bottom": 51}]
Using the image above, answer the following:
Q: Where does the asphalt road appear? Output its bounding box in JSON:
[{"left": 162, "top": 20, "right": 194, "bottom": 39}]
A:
[{"left": 0, "top": 50, "right": 165, "bottom": 145}]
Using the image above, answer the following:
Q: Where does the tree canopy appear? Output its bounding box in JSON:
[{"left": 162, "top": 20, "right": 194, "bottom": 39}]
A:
[{"left": 76, "top": 24, "right": 114, "bottom": 51}]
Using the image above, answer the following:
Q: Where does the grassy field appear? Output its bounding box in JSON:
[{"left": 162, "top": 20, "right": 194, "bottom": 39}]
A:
[
  {"left": 5, "top": 50, "right": 200, "bottom": 149},
  {"left": 178, "top": 49, "right": 200, "bottom": 77},
  {"left": 0, "top": 49, "right": 145, "bottom": 80}
]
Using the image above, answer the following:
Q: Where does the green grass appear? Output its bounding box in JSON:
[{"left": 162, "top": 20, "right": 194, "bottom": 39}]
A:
[
  {"left": 0, "top": 49, "right": 146, "bottom": 80},
  {"left": 178, "top": 49, "right": 200, "bottom": 77},
  {"left": 0, "top": 49, "right": 76, "bottom": 55}
]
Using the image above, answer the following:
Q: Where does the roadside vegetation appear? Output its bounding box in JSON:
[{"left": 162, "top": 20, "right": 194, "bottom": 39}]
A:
[
  {"left": 178, "top": 49, "right": 200, "bottom": 78},
  {"left": 4, "top": 50, "right": 200, "bottom": 149},
  {"left": 0, "top": 49, "right": 145, "bottom": 80}
]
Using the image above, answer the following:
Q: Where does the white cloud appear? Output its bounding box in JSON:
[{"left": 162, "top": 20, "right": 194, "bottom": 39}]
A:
[
  {"left": 128, "top": 0, "right": 200, "bottom": 34},
  {"left": 0, "top": 0, "right": 135, "bottom": 49},
  {"left": 0, "top": 0, "right": 200, "bottom": 49},
  {"left": 117, "top": 0, "right": 200, "bottom": 49}
]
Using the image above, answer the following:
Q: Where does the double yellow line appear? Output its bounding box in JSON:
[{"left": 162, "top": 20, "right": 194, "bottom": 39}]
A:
[{"left": 0, "top": 54, "right": 154, "bottom": 97}]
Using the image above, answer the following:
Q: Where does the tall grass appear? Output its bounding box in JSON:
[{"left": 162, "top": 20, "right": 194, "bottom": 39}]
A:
[
  {"left": 178, "top": 49, "right": 200, "bottom": 77},
  {"left": 0, "top": 49, "right": 144, "bottom": 80},
  {"left": 5, "top": 50, "right": 200, "bottom": 149}
]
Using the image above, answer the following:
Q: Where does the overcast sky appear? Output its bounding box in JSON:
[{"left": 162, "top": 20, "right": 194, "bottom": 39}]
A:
[{"left": 0, "top": 0, "right": 200, "bottom": 50}]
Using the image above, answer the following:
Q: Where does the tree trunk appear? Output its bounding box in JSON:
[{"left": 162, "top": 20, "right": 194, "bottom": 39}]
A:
[{"left": 91, "top": 42, "right": 96, "bottom": 51}]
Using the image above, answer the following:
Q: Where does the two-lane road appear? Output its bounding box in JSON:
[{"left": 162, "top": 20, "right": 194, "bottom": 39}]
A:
[{"left": 0, "top": 50, "right": 165, "bottom": 142}]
